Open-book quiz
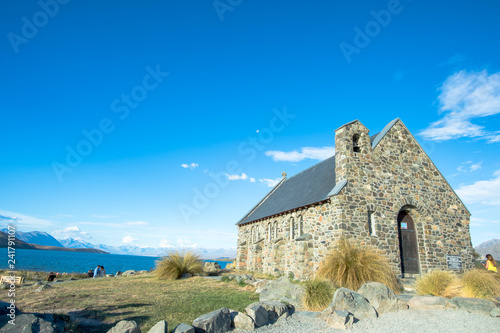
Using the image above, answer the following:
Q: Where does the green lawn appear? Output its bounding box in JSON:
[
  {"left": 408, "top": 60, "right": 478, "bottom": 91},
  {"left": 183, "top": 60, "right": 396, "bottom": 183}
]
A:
[{"left": 14, "top": 274, "right": 259, "bottom": 332}]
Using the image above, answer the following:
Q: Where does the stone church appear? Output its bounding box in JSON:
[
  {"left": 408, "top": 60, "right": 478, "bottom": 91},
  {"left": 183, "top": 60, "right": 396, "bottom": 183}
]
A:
[{"left": 236, "top": 118, "right": 473, "bottom": 279}]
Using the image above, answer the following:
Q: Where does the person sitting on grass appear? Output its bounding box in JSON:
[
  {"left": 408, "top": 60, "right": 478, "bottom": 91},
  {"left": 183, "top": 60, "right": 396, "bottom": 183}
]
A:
[
  {"left": 483, "top": 254, "right": 498, "bottom": 272},
  {"left": 100, "top": 265, "right": 106, "bottom": 277},
  {"left": 47, "top": 272, "right": 56, "bottom": 282},
  {"left": 93, "top": 265, "right": 101, "bottom": 278},
  {"left": 88, "top": 269, "right": 94, "bottom": 278}
]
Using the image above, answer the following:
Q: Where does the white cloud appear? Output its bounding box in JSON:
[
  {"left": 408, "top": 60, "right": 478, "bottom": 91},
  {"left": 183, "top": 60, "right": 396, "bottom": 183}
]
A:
[
  {"left": 265, "top": 146, "right": 335, "bottom": 162},
  {"left": 122, "top": 235, "right": 137, "bottom": 244},
  {"left": 456, "top": 161, "right": 482, "bottom": 173},
  {"left": 124, "top": 221, "right": 149, "bottom": 226},
  {"left": 52, "top": 226, "right": 91, "bottom": 240},
  {"left": 177, "top": 238, "right": 198, "bottom": 248},
  {"left": 181, "top": 163, "right": 199, "bottom": 170},
  {"left": 226, "top": 173, "right": 248, "bottom": 181},
  {"left": 91, "top": 214, "right": 118, "bottom": 218},
  {"left": 421, "top": 70, "right": 500, "bottom": 142},
  {"left": 250, "top": 177, "right": 256, "bottom": 183},
  {"left": 455, "top": 170, "right": 500, "bottom": 206},
  {"left": 0, "top": 210, "right": 52, "bottom": 228},
  {"left": 159, "top": 238, "right": 174, "bottom": 248},
  {"left": 259, "top": 178, "right": 281, "bottom": 187}
]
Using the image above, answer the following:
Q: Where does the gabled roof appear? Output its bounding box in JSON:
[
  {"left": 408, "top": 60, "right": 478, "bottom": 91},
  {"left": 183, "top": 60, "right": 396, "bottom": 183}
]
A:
[
  {"left": 236, "top": 118, "right": 406, "bottom": 226},
  {"left": 237, "top": 156, "right": 338, "bottom": 225}
]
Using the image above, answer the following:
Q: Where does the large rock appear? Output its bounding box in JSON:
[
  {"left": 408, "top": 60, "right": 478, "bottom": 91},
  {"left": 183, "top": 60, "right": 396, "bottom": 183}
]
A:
[
  {"left": 324, "top": 287, "right": 377, "bottom": 320},
  {"left": 107, "top": 320, "right": 141, "bottom": 333},
  {"left": 448, "top": 297, "right": 497, "bottom": 315},
  {"left": 0, "top": 301, "right": 20, "bottom": 316},
  {"left": 0, "top": 313, "right": 63, "bottom": 333},
  {"left": 358, "top": 282, "right": 399, "bottom": 314},
  {"left": 34, "top": 284, "right": 51, "bottom": 292},
  {"left": 116, "top": 271, "right": 123, "bottom": 276},
  {"left": 147, "top": 320, "right": 168, "bottom": 333},
  {"left": 408, "top": 296, "right": 447, "bottom": 310},
  {"left": 230, "top": 311, "right": 255, "bottom": 330},
  {"left": 259, "top": 276, "right": 305, "bottom": 307},
  {"left": 173, "top": 323, "right": 195, "bottom": 333},
  {"left": 254, "top": 280, "right": 270, "bottom": 293},
  {"left": 192, "top": 307, "right": 231, "bottom": 333},
  {"left": 122, "top": 270, "right": 136, "bottom": 277},
  {"left": 490, "top": 307, "right": 500, "bottom": 317},
  {"left": 245, "top": 303, "right": 269, "bottom": 327},
  {"left": 259, "top": 301, "right": 288, "bottom": 321},
  {"left": 325, "top": 310, "right": 354, "bottom": 330},
  {"left": 203, "top": 262, "right": 221, "bottom": 275}
]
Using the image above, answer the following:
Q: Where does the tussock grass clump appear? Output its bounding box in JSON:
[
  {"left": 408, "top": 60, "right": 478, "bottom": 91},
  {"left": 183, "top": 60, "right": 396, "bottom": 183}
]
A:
[
  {"left": 317, "top": 237, "right": 401, "bottom": 292},
  {"left": 155, "top": 251, "right": 203, "bottom": 280},
  {"left": 461, "top": 269, "right": 500, "bottom": 300},
  {"left": 303, "top": 279, "right": 335, "bottom": 311},
  {"left": 415, "top": 270, "right": 460, "bottom": 297}
]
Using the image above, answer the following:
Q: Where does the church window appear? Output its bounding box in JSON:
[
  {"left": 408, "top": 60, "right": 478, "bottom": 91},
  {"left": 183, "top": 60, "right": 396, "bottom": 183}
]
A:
[
  {"left": 368, "top": 211, "right": 376, "bottom": 236},
  {"left": 273, "top": 222, "right": 278, "bottom": 239},
  {"left": 299, "top": 216, "right": 304, "bottom": 237},
  {"left": 353, "top": 134, "right": 361, "bottom": 153},
  {"left": 290, "top": 218, "right": 295, "bottom": 240}
]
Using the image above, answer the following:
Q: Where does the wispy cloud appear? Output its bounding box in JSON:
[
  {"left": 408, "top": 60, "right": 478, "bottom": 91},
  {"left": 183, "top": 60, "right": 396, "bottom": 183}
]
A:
[
  {"left": 91, "top": 214, "right": 118, "bottom": 219},
  {"left": 265, "top": 146, "right": 335, "bottom": 163},
  {"left": 181, "top": 163, "right": 199, "bottom": 170},
  {"left": 53, "top": 214, "right": 74, "bottom": 218},
  {"left": 259, "top": 178, "right": 281, "bottom": 187},
  {"left": 78, "top": 221, "right": 149, "bottom": 228},
  {"left": 0, "top": 210, "right": 52, "bottom": 227},
  {"left": 124, "top": 221, "right": 149, "bottom": 226},
  {"left": 177, "top": 238, "right": 198, "bottom": 248},
  {"left": 420, "top": 70, "right": 500, "bottom": 142},
  {"left": 455, "top": 169, "right": 500, "bottom": 206},
  {"left": 456, "top": 160, "right": 482, "bottom": 174},
  {"left": 226, "top": 173, "right": 248, "bottom": 181},
  {"left": 439, "top": 53, "right": 467, "bottom": 67}
]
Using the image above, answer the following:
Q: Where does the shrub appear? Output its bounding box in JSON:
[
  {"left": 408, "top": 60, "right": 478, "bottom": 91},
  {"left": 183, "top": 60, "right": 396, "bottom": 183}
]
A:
[
  {"left": 415, "top": 270, "right": 460, "bottom": 297},
  {"left": 220, "top": 275, "right": 232, "bottom": 283},
  {"left": 461, "top": 269, "right": 500, "bottom": 300},
  {"left": 303, "top": 279, "right": 335, "bottom": 311},
  {"left": 317, "top": 237, "right": 401, "bottom": 292},
  {"left": 155, "top": 251, "right": 203, "bottom": 280}
]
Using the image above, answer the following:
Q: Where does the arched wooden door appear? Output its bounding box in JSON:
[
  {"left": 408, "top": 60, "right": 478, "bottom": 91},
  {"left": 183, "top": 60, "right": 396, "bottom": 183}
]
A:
[{"left": 397, "top": 211, "right": 420, "bottom": 275}]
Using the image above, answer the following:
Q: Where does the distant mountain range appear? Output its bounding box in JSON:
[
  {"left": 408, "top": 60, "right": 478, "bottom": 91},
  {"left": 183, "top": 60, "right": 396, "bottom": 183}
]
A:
[
  {"left": 0, "top": 228, "right": 236, "bottom": 258},
  {"left": 475, "top": 238, "right": 500, "bottom": 260}
]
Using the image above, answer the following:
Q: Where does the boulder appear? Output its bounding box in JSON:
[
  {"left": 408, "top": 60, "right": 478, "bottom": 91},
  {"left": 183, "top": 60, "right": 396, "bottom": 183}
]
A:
[
  {"left": 122, "top": 270, "right": 136, "bottom": 277},
  {"left": 358, "top": 282, "right": 399, "bottom": 314},
  {"left": 253, "top": 280, "right": 270, "bottom": 293},
  {"left": 0, "top": 313, "right": 62, "bottom": 333},
  {"left": 203, "top": 262, "right": 221, "bottom": 275},
  {"left": 34, "top": 284, "right": 51, "bottom": 293},
  {"left": 173, "top": 323, "right": 195, "bottom": 333},
  {"left": 138, "top": 270, "right": 148, "bottom": 274},
  {"left": 259, "top": 301, "right": 288, "bottom": 321},
  {"left": 325, "top": 310, "right": 354, "bottom": 330},
  {"left": 490, "top": 307, "right": 500, "bottom": 317},
  {"left": 0, "top": 300, "right": 20, "bottom": 316},
  {"left": 407, "top": 296, "right": 447, "bottom": 310},
  {"left": 107, "top": 320, "right": 141, "bottom": 333},
  {"left": 324, "top": 287, "right": 377, "bottom": 320},
  {"left": 192, "top": 307, "right": 231, "bottom": 333},
  {"left": 448, "top": 297, "right": 496, "bottom": 315},
  {"left": 259, "top": 276, "right": 305, "bottom": 307},
  {"left": 235, "top": 274, "right": 254, "bottom": 283},
  {"left": 116, "top": 271, "right": 123, "bottom": 276},
  {"left": 245, "top": 303, "right": 269, "bottom": 327},
  {"left": 230, "top": 311, "right": 255, "bottom": 330},
  {"left": 147, "top": 320, "right": 167, "bottom": 333}
]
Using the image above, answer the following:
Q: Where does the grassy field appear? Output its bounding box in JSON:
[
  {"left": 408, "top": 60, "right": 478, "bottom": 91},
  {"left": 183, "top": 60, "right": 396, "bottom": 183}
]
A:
[{"left": 13, "top": 274, "right": 259, "bottom": 332}]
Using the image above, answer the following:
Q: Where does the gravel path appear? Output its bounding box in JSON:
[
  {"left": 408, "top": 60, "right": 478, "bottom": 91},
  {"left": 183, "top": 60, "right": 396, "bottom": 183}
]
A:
[{"left": 235, "top": 309, "right": 500, "bottom": 333}]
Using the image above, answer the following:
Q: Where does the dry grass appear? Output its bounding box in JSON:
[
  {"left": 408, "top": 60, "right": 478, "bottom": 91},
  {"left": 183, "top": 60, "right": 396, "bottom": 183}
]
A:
[
  {"left": 415, "top": 270, "right": 460, "bottom": 297},
  {"left": 229, "top": 269, "right": 277, "bottom": 280},
  {"left": 155, "top": 251, "right": 203, "bottom": 280},
  {"left": 303, "top": 279, "right": 335, "bottom": 311},
  {"left": 317, "top": 237, "right": 401, "bottom": 292},
  {"left": 14, "top": 274, "right": 258, "bottom": 332},
  {"left": 461, "top": 269, "right": 500, "bottom": 300}
]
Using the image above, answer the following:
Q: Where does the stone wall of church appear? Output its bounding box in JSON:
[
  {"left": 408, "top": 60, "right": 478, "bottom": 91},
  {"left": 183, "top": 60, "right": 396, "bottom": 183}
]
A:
[{"left": 236, "top": 120, "right": 474, "bottom": 280}]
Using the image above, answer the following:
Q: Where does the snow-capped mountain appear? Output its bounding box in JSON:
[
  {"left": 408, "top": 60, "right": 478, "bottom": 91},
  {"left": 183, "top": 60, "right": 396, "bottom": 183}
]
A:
[
  {"left": 58, "top": 238, "right": 95, "bottom": 249},
  {"left": 1, "top": 228, "right": 64, "bottom": 247}
]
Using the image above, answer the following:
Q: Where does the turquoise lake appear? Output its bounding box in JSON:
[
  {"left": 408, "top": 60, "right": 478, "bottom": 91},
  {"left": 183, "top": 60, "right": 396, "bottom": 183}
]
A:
[{"left": 0, "top": 248, "right": 228, "bottom": 275}]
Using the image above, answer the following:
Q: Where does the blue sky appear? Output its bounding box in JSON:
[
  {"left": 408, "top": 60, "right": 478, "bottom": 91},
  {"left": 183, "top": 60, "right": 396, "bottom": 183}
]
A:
[{"left": 1, "top": 0, "right": 499, "bottom": 249}]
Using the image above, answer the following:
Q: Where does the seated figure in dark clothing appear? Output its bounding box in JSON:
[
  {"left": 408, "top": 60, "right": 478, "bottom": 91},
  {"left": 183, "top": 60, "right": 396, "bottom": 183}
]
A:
[{"left": 47, "top": 272, "right": 56, "bottom": 282}]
